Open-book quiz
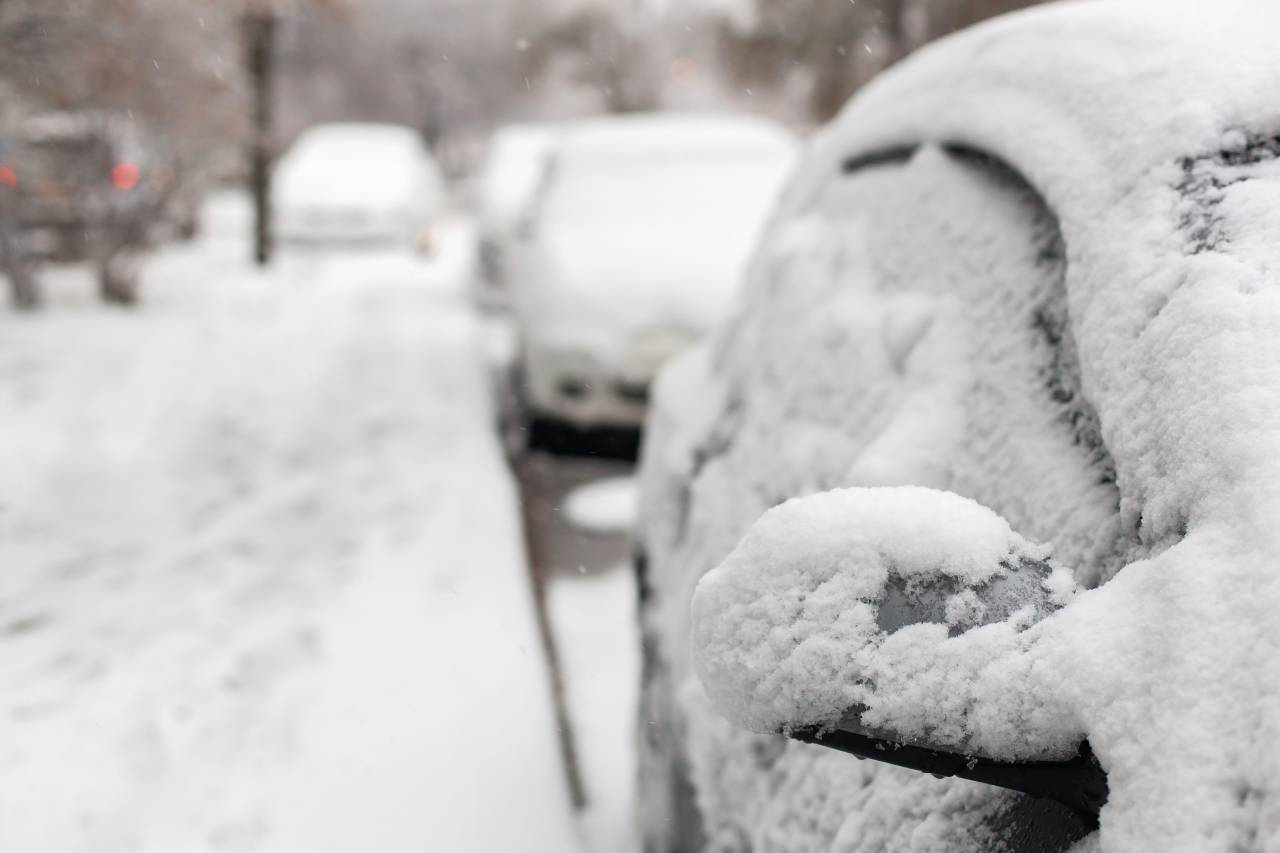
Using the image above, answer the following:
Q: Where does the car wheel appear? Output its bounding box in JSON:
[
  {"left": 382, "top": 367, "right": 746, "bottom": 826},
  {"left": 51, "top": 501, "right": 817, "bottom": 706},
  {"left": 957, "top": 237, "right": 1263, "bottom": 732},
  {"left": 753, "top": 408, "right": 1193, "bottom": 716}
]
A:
[
  {"left": 98, "top": 252, "right": 139, "bottom": 306},
  {"left": 176, "top": 215, "right": 199, "bottom": 242}
]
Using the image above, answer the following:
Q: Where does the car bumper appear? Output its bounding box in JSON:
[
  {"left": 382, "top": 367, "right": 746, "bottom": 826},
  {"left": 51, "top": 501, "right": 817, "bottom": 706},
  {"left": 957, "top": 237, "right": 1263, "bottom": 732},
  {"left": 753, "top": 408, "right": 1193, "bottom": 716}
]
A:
[{"left": 522, "top": 341, "right": 660, "bottom": 429}]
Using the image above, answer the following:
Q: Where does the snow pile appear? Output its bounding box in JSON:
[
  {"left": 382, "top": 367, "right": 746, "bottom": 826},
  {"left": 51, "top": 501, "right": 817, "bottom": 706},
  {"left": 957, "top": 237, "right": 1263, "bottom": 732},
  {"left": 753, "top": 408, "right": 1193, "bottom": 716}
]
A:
[
  {"left": 692, "top": 487, "right": 1077, "bottom": 753},
  {"left": 637, "top": 2, "right": 1280, "bottom": 850},
  {"left": 565, "top": 477, "right": 639, "bottom": 534}
]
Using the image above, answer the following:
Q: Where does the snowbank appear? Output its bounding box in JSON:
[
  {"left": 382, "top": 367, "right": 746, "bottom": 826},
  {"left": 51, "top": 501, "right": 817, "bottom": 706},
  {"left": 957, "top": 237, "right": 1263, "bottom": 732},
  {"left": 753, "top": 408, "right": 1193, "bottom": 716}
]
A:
[{"left": 565, "top": 477, "right": 638, "bottom": 534}]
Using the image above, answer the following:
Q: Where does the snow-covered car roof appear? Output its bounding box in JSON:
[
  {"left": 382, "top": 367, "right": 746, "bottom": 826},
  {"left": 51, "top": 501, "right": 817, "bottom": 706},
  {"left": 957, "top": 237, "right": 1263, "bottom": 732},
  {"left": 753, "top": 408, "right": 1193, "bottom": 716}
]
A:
[
  {"left": 275, "top": 122, "right": 440, "bottom": 208},
  {"left": 557, "top": 111, "right": 795, "bottom": 163},
  {"left": 671, "top": 1, "right": 1280, "bottom": 850},
  {"left": 21, "top": 110, "right": 125, "bottom": 142}
]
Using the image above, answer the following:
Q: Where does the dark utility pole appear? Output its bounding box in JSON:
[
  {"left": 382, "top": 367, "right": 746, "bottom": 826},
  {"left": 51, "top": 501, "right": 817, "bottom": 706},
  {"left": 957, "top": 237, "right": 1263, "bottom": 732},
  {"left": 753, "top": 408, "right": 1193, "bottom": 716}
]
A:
[
  {"left": 241, "top": 10, "right": 277, "bottom": 266},
  {"left": 0, "top": 147, "right": 37, "bottom": 310},
  {"left": 0, "top": 191, "right": 37, "bottom": 309}
]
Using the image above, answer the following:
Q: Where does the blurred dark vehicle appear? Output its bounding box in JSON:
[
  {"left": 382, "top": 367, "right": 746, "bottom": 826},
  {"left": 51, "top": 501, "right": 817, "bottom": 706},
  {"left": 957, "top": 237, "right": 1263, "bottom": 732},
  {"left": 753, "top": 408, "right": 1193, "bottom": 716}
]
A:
[
  {"left": 273, "top": 123, "right": 446, "bottom": 250},
  {"left": 473, "top": 122, "right": 559, "bottom": 309},
  {"left": 507, "top": 113, "right": 795, "bottom": 452},
  {"left": 3, "top": 112, "right": 199, "bottom": 302}
]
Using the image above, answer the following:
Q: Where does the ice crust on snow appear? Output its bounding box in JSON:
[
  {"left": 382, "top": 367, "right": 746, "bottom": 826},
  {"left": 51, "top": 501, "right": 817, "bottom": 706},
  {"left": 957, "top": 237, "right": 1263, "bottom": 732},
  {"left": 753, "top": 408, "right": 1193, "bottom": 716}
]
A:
[{"left": 637, "top": 2, "right": 1280, "bottom": 850}]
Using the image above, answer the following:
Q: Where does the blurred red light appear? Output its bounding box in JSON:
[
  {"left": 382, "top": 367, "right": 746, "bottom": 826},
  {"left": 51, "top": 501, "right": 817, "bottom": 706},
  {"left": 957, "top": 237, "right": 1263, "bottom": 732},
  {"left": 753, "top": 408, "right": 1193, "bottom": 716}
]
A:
[
  {"left": 0, "top": 165, "right": 16, "bottom": 187},
  {"left": 670, "top": 57, "right": 698, "bottom": 83},
  {"left": 111, "top": 162, "right": 140, "bottom": 190}
]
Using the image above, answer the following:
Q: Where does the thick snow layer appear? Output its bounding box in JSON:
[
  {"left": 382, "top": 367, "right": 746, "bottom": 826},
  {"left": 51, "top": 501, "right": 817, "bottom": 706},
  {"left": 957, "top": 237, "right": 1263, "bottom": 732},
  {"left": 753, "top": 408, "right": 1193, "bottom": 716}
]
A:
[
  {"left": 692, "top": 487, "right": 1076, "bottom": 748},
  {"left": 639, "top": 3, "right": 1280, "bottom": 850},
  {"left": 514, "top": 113, "right": 796, "bottom": 352},
  {"left": 477, "top": 123, "right": 560, "bottom": 236},
  {"left": 0, "top": 200, "right": 579, "bottom": 852},
  {"left": 565, "top": 477, "right": 638, "bottom": 534}
]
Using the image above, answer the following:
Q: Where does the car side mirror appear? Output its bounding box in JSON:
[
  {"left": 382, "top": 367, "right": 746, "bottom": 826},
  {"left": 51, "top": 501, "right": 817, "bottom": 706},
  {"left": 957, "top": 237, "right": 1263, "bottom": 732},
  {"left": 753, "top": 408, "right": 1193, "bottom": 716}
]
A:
[{"left": 691, "top": 486, "right": 1107, "bottom": 821}]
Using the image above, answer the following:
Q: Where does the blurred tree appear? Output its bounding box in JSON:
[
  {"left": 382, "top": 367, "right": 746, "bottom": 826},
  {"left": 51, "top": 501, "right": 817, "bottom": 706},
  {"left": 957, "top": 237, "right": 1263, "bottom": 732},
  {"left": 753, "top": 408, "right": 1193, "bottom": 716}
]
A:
[
  {"left": 521, "top": 1, "right": 663, "bottom": 114},
  {"left": 1, "top": 0, "right": 245, "bottom": 161},
  {"left": 712, "top": 0, "right": 1047, "bottom": 122},
  {"left": 270, "top": 0, "right": 529, "bottom": 174}
]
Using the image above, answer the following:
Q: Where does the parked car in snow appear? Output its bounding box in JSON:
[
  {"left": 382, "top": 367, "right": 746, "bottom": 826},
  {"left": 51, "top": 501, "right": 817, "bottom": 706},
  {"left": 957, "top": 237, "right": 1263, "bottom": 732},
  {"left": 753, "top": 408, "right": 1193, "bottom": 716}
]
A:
[
  {"left": 4, "top": 111, "right": 197, "bottom": 302},
  {"left": 635, "top": 3, "right": 1280, "bottom": 851},
  {"left": 508, "top": 113, "right": 795, "bottom": 448},
  {"left": 274, "top": 123, "right": 444, "bottom": 248},
  {"left": 473, "top": 122, "right": 559, "bottom": 308}
]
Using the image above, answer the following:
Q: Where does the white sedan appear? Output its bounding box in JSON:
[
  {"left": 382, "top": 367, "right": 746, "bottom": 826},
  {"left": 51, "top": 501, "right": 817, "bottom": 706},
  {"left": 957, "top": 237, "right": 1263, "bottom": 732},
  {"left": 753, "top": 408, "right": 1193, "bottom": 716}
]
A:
[
  {"left": 274, "top": 123, "right": 445, "bottom": 248},
  {"left": 510, "top": 113, "right": 796, "bottom": 441}
]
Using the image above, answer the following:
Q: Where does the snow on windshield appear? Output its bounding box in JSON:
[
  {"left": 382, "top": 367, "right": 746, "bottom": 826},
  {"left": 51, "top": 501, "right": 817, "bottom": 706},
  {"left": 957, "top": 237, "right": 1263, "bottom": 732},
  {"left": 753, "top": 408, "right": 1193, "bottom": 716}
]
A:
[
  {"left": 275, "top": 125, "right": 432, "bottom": 207},
  {"left": 544, "top": 149, "right": 792, "bottom": 225}
]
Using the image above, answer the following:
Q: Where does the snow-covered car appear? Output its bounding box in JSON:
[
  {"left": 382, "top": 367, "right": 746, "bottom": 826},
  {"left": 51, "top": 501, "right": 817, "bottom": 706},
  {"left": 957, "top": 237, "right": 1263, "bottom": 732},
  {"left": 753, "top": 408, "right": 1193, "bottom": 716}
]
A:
[
  {"left": 510, "top": 113, "right": 795, "bottom": 442},
  {"left": 274, "top": 123, "right": 444, "bottom": 247},
  {"left": 635, "top": 3, "right": 1280, "bottom": 851},
  {"left": 473, "top": 122, "right": 559, "bottom": 307}
]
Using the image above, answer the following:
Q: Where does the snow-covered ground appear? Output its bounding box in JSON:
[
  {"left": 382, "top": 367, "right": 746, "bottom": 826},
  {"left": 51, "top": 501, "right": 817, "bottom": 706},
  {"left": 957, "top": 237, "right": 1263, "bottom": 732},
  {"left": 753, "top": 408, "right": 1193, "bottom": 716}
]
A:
[
  {"left": 0, "top": 195, "right": 581, "bottom": 852},
  {"left": 548, "top": 565, "right": 640, "bottom": 853}
]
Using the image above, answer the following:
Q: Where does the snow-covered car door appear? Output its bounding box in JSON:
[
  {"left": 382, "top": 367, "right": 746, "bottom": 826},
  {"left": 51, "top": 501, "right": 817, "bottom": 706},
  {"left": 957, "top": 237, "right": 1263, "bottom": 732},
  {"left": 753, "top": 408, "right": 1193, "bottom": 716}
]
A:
[{"left": 638, "top": 143, "right": 1120, "bottom": 851}]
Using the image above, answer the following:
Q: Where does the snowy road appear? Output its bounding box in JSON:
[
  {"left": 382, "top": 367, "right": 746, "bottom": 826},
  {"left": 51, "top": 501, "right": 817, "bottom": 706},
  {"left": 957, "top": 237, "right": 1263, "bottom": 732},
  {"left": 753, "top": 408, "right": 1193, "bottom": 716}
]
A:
[{"left": 0, "top": 201, "right": 580, "bottom": 851}]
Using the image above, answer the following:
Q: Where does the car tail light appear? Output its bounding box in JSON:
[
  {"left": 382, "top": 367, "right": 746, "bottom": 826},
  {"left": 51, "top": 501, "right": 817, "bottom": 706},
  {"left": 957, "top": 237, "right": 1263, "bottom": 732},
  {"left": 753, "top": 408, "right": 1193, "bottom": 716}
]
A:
[
  {"left": 0, "top": 165, "right": 16, "bottom": 187},
  {"left": 111, "top": 162, "right": 140, "bottom": 190}
]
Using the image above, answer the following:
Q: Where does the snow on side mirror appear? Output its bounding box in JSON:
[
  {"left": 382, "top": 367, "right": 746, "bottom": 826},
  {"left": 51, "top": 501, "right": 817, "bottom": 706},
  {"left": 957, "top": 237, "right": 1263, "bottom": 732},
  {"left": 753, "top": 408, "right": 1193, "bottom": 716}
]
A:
[{"left": 691, "top": 486, "right": 1107, "bottom": 820}]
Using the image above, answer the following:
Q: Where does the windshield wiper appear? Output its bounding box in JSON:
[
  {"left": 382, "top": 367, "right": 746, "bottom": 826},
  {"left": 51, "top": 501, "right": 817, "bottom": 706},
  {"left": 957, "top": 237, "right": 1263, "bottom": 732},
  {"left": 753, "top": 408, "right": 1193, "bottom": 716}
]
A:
[{"left": 789, "top": 726, "right": 1108, "bottom": 826}]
